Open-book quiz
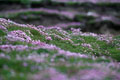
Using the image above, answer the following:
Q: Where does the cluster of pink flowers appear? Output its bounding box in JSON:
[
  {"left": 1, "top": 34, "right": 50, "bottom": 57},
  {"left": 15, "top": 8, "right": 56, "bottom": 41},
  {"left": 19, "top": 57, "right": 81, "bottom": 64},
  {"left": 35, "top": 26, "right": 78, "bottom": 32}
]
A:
[
  {"left": 31, "top": 40, "right": 45, "bottom": 46},
  {"left": 42, "top": 44, "right": 60, "bottom": 50},
  {"left": 45, "top": 36, "right": 52, "bottom": 40},
  {"left": 71, "top": 28, "right": 113, "bottom": 44},
  {"left": 51, "top": 33, "right": 74, "bottom": 44},
  {"left": 0, "top": 18, "right": 27, "bottom": 28},
  {"left": 58, "top": 49, "right": 88, "bottom": 58},
  {"left": 71, "top": 28, "right": 81, "bottom": 33},
  {"left": 0, "top": 45, "right": 28, "bottom": 52},
  {"left": 97, "top": 35, "right": 113, "bottom": 43},
  {"left": 6, "top": 30, "right": 32, "bottom": 42},
  {"left": 71, "top": 28, "right": 98, "bottom": 37},
  {"left": 40, "top": 43, "right": 89, "bottom": 58},
  {"left": 0, "top": 18, "right": 10, "bottom": 27},
  {"left": 26, "top": 24, "right": 53, "bottom": 40},
  {"left": 27, "top": 53, "right": 49, "bottom": 63},
  {"left": 81, "top": 43, "right": 92, "bottom": 48},
  {"left": 80, "top": 33, "right": 98, "bottom": 37},
  {"left": 0, "top": 25, "right": 7, "bottom": 32}
]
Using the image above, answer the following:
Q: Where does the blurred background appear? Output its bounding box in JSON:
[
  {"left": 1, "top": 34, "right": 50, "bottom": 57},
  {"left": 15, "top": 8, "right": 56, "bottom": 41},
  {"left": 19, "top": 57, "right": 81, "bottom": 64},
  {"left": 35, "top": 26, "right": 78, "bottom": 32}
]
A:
[{"left": 0, "top": 0, "right": 120, "bottom": 35}]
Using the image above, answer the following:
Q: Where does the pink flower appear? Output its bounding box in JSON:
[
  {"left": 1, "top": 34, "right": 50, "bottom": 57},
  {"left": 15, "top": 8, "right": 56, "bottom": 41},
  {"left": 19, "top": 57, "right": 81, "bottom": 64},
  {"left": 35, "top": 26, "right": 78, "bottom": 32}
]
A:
[
  {"left": 31, "top": 40, "right": 45, "bottom": 46},
  {"left": 0, "top": 25, "right": 7, "bottom": 32},
  {"left": 46, "top": 36, "right": 52, "bottom": 40},
  {"left": 23, "top": 62, "right": 28, "bottom": 67},
  {"left": 81, "top": 43, "right": 92, "bottom": 48},
  {"left": 37, "top": 25, "right": 44, "bottom": 29},
  {"left": 97, "top": 35, "right": 113, "bottom": 43},
  {"left": 58, "top": 49, "right": 88, "bottom": 58},
  {"left": 0, "top": 45, "right": 28, "bottom": 52},
  {"left": 6, "top": 30, "right": 31, "bottom": 42}
]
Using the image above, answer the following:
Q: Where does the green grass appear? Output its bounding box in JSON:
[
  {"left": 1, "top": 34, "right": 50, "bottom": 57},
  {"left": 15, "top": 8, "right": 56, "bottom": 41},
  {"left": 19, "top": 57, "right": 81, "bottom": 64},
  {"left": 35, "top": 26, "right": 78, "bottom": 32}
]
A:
[
  {"left": 0, "top": 58, "right": 36, "bottom": 80},
  {"left": 0, "top": 29, "right": 6, "bottom": 37}
]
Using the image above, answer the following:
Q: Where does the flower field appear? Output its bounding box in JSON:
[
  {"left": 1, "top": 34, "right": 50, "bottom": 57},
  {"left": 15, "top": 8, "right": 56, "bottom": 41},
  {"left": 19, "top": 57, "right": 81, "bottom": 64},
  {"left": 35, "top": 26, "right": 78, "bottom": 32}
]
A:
[
  {"left": 0, "top": 0, "right": 120, "bottom": 80},
  {"left": 0, "top": 18, "right": 120, "bottom": 80}
]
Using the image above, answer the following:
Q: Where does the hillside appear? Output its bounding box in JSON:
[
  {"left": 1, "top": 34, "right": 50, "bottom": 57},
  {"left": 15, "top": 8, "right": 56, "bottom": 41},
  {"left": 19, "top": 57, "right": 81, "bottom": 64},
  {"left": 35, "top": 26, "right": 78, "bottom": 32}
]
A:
[{"left": 0, "top": 18, "right": 120, "bottom": 80}]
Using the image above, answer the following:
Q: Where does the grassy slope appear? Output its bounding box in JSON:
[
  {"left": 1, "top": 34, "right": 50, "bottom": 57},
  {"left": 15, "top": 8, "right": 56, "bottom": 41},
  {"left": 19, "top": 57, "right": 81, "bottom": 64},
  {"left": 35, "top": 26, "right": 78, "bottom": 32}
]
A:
[{"left": 0, "top": 18, "right": 120, "bottom": 80}]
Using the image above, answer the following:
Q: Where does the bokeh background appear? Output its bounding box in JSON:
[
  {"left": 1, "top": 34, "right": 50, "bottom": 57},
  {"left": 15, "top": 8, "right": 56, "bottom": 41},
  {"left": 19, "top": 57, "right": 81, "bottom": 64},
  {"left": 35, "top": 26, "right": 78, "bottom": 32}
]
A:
[{"left": 0, "top": 0, "right": 120, "bottom": 35}]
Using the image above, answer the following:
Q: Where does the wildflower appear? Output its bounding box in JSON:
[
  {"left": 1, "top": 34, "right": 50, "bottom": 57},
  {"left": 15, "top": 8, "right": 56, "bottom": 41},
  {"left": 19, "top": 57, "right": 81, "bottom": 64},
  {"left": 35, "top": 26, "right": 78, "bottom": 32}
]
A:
[
  {"left": 6, "top": 30, "right": 31, "bottom": 42},
  {"left": 31, "top": 40, "right": 45, "bottom": 46},
  {"left": 46, "top": 36, "right": 52, "bottom": 40},
  {"left": 81, "top": 43, "right": 92, "bottom": 48},
  {"left": 0, "top": 25, "right": 7, "bottom": 32},
  {"left": 0, "top": 45, "right": 28, "bottom": 52},
  {"left": 58, "top": 49, "right": 88, "bottom": 58},
  {"left": 23, "top": 62, "right": 28, "bottom": 67},
  {"left": 37, "top": 25, "right": 44, "bottom": 29},
  {"left": 97, "top": 35, "right": 113, "bottom": 43}
]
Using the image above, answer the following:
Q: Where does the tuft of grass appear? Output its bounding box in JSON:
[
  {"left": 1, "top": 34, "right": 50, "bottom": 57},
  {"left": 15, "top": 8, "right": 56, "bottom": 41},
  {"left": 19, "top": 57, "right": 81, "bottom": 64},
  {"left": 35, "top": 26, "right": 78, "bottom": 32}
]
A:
[{"left": 0, "top": 29, "right": 6, "bottom": 37}]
